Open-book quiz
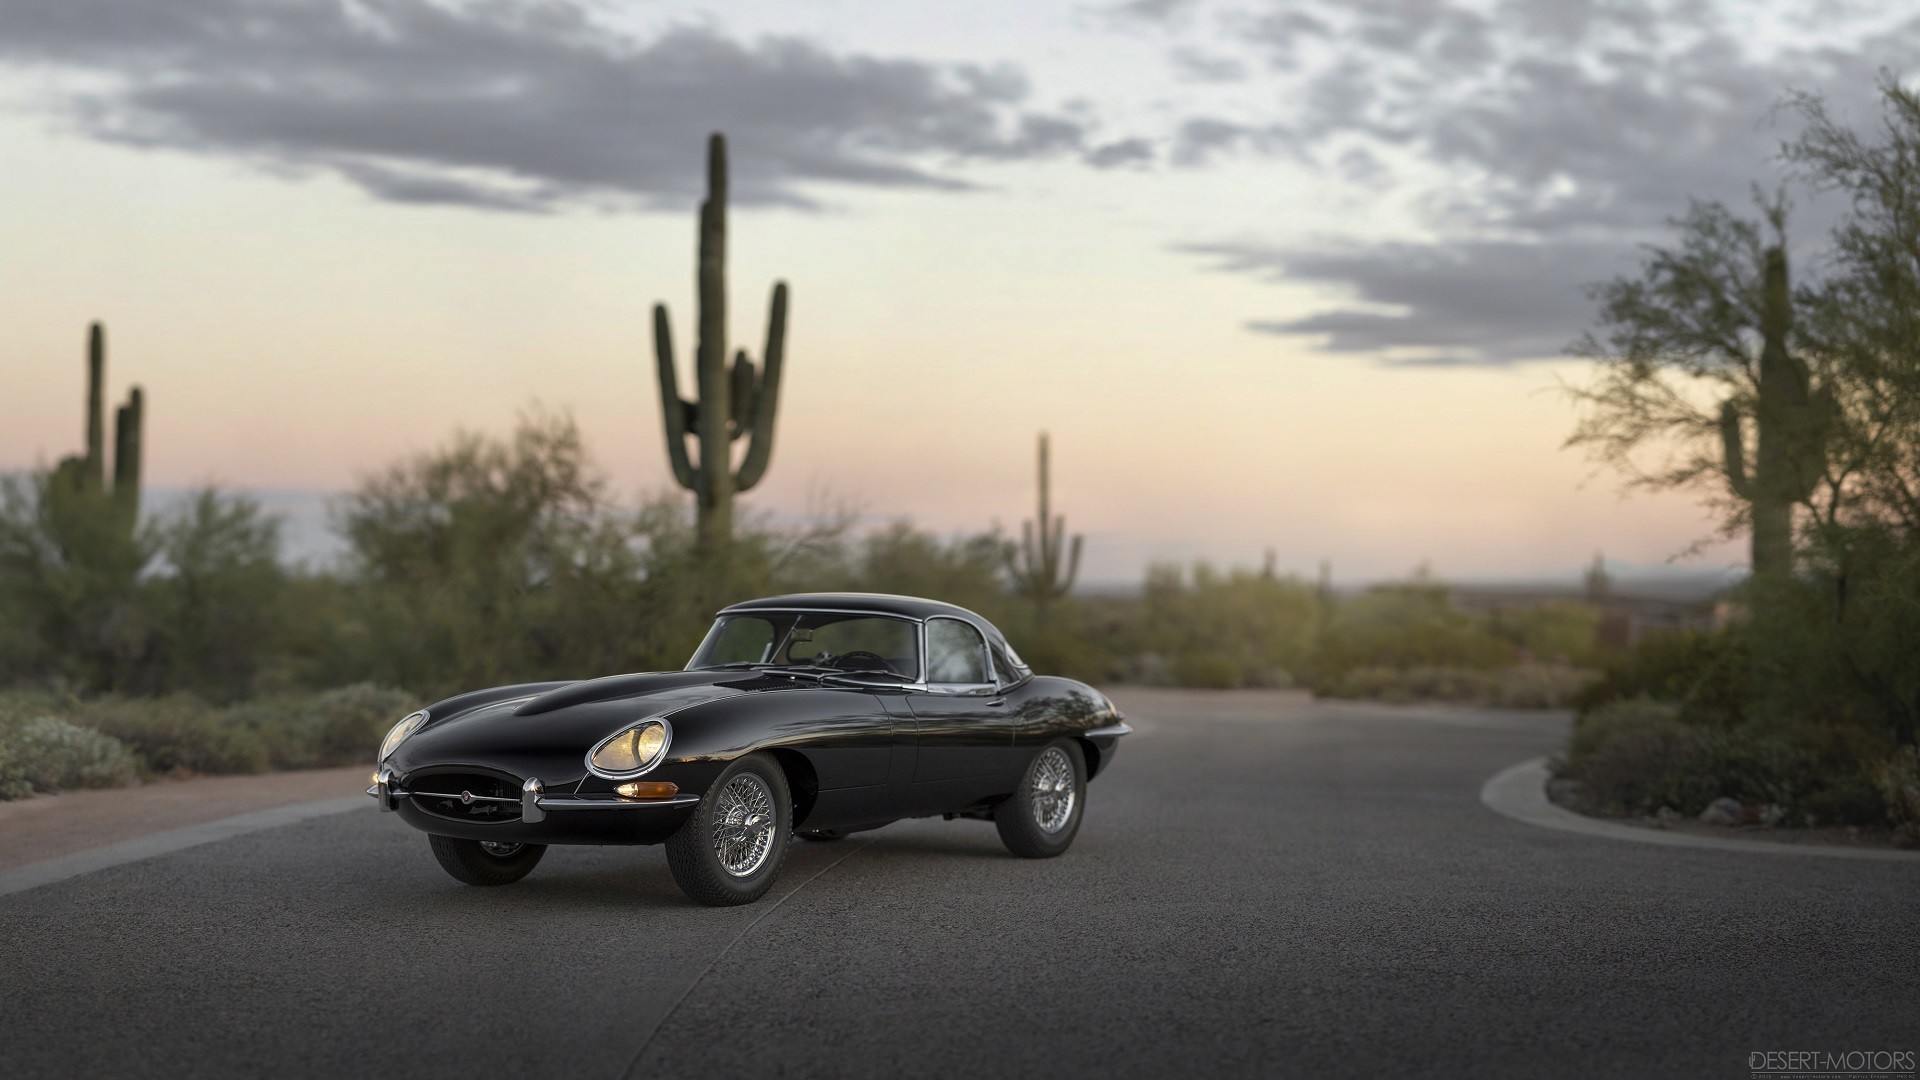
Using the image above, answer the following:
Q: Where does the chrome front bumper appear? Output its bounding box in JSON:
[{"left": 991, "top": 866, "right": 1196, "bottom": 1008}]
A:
[{"left": 369, "top": 767, "right": 699, "bottom": 823}]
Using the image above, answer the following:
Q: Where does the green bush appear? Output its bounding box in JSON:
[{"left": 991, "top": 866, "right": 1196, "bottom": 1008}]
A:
[
  {"left": 1169, "top": 653, "right": 1245, "bottom": 690},
  {"left": 177, "top": 685, "right": 419, "bottom": 771},
  {"left": 0, "top": 713, "right": 138, "bottom": 798},
  {"left": 1880, "top": 746, "right": 1920, "bottom": 843},
  {"left": 1562, "top": 699, "right": 1888, "bottom": 823},
  {"left": 1487, "top": 664, "right": 1599, "bottom": 708},
  {"left": 72, "top": 695, "right": 269, "bottom": 775},
  {"left": 302, "top": 684, "right": 419, "bottom": 766},
  {"left": 1323, "top": 664, "right": 1593, "bottom": 708},
  {"left": 1490, "top": 603, "right": 1601, "bottom": 666},
  {"left": 1571, "top": 629, "right": 1745, "bottom": 724},
  {"left": 1314, "top": 583, "right": 1512, "bottom": 686}
]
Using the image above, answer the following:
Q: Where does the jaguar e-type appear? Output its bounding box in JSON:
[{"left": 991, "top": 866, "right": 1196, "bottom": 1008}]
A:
[{"left": 370, "top": 593, "right": 1129, "bottom": 905}]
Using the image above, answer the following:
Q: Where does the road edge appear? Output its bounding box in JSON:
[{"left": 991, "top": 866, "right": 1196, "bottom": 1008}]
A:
[
  {"left": 1480, "top": 757, "right": 1920, "bottom": 864},
  {"left": 0, "top": 795, "right": 369, "bottom": 899}
]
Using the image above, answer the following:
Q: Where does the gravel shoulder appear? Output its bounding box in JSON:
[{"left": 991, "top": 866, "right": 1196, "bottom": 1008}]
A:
[{"left": 0, "top": 766, "right": 369, "bottom": 872}]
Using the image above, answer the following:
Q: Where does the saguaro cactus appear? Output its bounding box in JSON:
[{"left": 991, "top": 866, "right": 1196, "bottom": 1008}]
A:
[
  {"left": 55, "top": 321, "right": 144, "bottom": 524},
  {"left": 652, "top": 133, "right": 788, "bottom": 551},
  {"left": 1007, "top": 432, "right": 1082, "bottom": 622},
  {"left": 1717, "top": 246, "right": 1829, "bottom": 579}
]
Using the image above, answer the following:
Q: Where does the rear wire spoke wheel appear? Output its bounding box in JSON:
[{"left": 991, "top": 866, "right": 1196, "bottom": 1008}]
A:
[
  {"left": 428, "top": 835, "right": 547, "bottom": 886},
  {"left": 994, "top": 741, "right": 1085, "bottom": 859},
  {"left": 666, "top": 752, "right": 792, "bottom": 906}
]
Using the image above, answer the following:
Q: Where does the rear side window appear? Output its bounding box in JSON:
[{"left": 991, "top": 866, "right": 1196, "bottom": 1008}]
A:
[
  {"left": 926, "top": 619, "right": 990, "bottom": 685},
  {"left": 989, "top": 641, "right": 1027, "bottom": 684}
]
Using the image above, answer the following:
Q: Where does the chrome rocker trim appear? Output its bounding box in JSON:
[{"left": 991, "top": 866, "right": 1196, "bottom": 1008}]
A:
[{"left": 367, "top": 769, "right": 700, "bottom": 822}]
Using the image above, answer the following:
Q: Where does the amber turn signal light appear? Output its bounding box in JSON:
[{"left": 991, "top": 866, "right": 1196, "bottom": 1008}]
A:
[{"left": 615, "top": 781, "right": 679, "bottom": 799}]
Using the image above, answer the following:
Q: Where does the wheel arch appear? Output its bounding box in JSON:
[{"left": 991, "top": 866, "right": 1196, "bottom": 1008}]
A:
[
  {"left": 764, "top": 747, "right": 820, "bottom": 827},
  {"left": 1072, "top": 735, "right": 1103, "bottom": 779}
]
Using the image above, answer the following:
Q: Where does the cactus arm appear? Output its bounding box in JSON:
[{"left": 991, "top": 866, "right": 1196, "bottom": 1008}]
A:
[
  {"left": 1720, "top": 399, "right": 1754, "bottom": 500},
  {"left": 652, "top": 304, "right": 699, "bottom": 491},
  {"left": 734, "top": 282, "right": 787, "bottom": 493},
  {"left": 86, "top": 321, "right": 105, "bottom": 486},
  {"left": 112, "top": 387, "right": 142, "bottom": 516},
  {"left": 1009, "top": 520, "right": 1037, "bottom": 583},
  {"left": 1045, "top": 514, "right": 1066, "bottom": 582},
  {"left": 1061, "top": 532, "right": 1083, "bottom": 595},
  {"left": 728, "top": 351, "right": 755, "bottom": 439}
]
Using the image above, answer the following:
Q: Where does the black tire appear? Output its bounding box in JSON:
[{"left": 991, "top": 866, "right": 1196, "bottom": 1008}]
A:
[
  {"left": 994, "top": 740, "right": 1085, "bottom": 859},
  {"left": 428, "top": 835, "right": 547, "bottom": 886},
  {"left": 666, "top": 753, "right": 793, "bottom": 906},
  {"left": 798, "top": 829, "right": 846, "bottom": 842}
]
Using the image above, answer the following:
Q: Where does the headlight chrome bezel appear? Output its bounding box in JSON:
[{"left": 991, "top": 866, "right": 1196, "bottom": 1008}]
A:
[
  {"left": 586, "top": 720, "right": 672, "bottom": 780},
  {"left": 379, "top": 710, "right": 429, "bottom": 762}
]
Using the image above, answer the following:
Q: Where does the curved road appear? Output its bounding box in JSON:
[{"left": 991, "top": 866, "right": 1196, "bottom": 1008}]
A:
[{"left": 3, "top": 689, "right": 1913, "bottom": 1079}]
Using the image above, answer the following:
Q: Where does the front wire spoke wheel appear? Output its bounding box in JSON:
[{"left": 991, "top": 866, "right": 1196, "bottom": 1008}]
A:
[
  {"left": 665, "top": 752, "right": 794, "bottom": 906},
  {"left": 994, "top": 740, "right": 1085, "bottom": 859},
  {"left": 711, "top": 773, "right": 777, "bottom": 877},
  {"left": 1029, "top": 746, "right": 1077, "bottom": 833}
]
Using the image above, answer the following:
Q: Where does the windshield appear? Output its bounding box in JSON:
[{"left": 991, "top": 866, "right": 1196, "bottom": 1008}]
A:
[{"left": 688, "top": 612, "right": 921, "bottom": 679}]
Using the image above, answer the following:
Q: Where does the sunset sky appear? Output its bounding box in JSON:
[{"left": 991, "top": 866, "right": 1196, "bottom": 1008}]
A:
[{"left": 2, "top": 0, "right": 1912, "bottom": 584}]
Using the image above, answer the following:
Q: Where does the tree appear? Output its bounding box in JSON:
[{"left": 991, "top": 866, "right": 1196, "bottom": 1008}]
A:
[
  {"left": 329, "top": 409, "right": 642, "bottom": 695},
  {"left": 1773, "top": 79, "right": 1920, "bottom": 745},
  {"left": 1568, "top": 196, "right": 1832, "bottom": 584},
  {"left": 1571, "top": 78, "right": 1920, "bottom": 746}
]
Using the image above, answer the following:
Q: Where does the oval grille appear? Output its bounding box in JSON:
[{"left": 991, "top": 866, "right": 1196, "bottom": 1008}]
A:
[{"left": 407, "top": 771, "right": 521, "bottom": 822}]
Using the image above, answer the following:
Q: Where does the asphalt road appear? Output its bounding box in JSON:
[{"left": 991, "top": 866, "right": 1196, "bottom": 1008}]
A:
[{"left": 3, "top": 689, "right": 1914, "bottom": 1079}]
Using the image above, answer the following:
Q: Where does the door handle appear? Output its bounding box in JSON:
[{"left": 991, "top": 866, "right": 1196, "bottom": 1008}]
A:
[{"left": 985, "top": 698, "right": 1006, "bottom": 708}]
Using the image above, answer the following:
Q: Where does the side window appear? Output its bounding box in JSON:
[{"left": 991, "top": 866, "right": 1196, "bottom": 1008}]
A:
[
  {"left": 925, "top": 619, "right": 990, "bottom": 686},
  {"left": 988, "top": 641, "right": 1024, "bottom": 686}
]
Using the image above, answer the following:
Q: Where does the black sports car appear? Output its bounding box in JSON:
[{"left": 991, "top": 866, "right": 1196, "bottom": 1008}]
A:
[{"left": 370, "top": 593, "right": 1130, "bottom": 905}]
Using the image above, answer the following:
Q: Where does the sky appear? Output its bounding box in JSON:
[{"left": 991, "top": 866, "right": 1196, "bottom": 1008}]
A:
[{"left": 1, "top": 0, "right": 1913, "bottom": 585}]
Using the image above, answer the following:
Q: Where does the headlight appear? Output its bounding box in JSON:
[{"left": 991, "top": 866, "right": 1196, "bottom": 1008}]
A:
[
  {"left": 379, "top": 710, "right": 428, "bottom": 762},
  {"left": 589, "top": 720, "right": 670, "bottom": 777}
]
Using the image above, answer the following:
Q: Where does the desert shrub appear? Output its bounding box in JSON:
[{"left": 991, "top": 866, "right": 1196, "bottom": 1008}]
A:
[
  {"left": 1563, "top": 699, "right": 1888, "bottom": 823},
  {"left": 1570, "top": 629, "right": 1746, "bottom": 724},
  {"left": 1487, "top": 664, "right": 1599, "bottom": 708},
  {"left": 1315, "top": 583, "right": 1510, "bottom": 685},
  {"left": 1328, "top": 665, "right": 1490, "bottom": 704},
  {"left": 1565, "top": 700, "right": 1732, "bottom": 814},
  {"left": 1323, "top": 664, "right": 1593, "bottom": 708},
  {"left": 300, "top": 684, "right": 418, "bottom": 766},
  {"left": 1133, "top": 562, "right": 1319, "bottom": 689},
  {"left": 1490, "top": 603, "right": 1601, "bottom": 665},
  {"left": 1169, "top": 653, "right": 1244, "bottom": 690},
  {"left": 1880, "top": 746, "right": 1920, "bottom": 843},
  {"left": 199, "top": 685, "right": 419, "bottom": 770},
  {"left": 72, "top": 695, "right": 269, "bottom": 775},
  {"left": 0, "top": 715, "right": 139, "bottom": 796}
]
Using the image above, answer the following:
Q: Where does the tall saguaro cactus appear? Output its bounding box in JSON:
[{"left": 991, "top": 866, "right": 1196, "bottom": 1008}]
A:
[
  {"left": 652, "top": 133, "right": 788, "bottom": 551},
  {"left": 1717, "top": 246, "right": 1828, "bottom": 579},
  {"left": 1007, "top": 432, "right": 1083, "bottom": 622},
  {"left": 55, "top": 321, "right": 144, "bottom": 526}
]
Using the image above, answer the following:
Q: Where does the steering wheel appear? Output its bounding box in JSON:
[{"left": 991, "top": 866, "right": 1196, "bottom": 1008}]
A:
[{"left": 831, "top": 650, "right": 893, "bottom": 673}]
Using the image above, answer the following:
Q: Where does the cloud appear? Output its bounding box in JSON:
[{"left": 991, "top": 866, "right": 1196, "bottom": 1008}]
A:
[
  {"left": 0, "top": 0, "right": 1113, "bottom": 211},
  {"left": 1146, "top": 0, "right": 1916, "bottom": 364},
  {"left": 1172, "top": 116, "right": 1292, "bottom": 165},
  {"left": 1184, "top": 237, "right": 1630, "bottom": 365},
  {"left": 1102, "top": 0, "right": 1209, "bottom": 23},
  {"left": 1168, "top": 46, "right": 1248, "bottom": 83},
  {"left": 1086, "top": 137, "right": 1158, "bottom": 167}
]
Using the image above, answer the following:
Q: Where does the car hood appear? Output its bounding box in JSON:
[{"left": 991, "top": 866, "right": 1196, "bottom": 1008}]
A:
[{"left": 389, "top": 670, "right": 776, "bottom": 784}]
